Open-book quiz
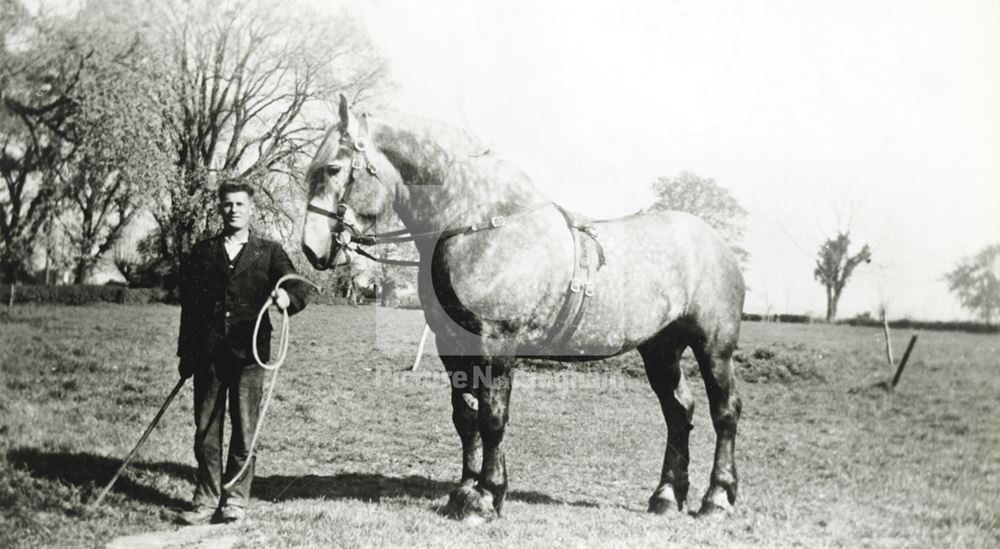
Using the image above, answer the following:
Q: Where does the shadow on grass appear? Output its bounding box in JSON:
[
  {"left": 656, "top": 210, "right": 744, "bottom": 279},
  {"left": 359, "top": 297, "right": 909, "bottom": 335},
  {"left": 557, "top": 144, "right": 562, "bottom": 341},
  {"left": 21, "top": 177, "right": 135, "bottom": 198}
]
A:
[
  {"left": 6, "top": 448, "right": 192, "bottom": 509},
  {"left": 253, "top": 473, "right": 599, "bottom": 508},
  {"left": 7, "top": 448, "right": 598, "bottom": 511}
]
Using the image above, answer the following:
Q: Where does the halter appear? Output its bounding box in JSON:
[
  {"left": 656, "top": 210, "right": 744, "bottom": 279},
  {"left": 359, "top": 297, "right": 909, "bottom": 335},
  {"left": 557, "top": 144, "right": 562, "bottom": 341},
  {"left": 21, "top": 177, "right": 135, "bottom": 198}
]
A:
[
  {"left": 306, "top": 136, "right": 380, "bottom": 237},
  {"left": 306, "top": 132, "right": 552, "bottom": 267},
  {"left": 306, "top": 133, "right": 421, "bottom": 266}
]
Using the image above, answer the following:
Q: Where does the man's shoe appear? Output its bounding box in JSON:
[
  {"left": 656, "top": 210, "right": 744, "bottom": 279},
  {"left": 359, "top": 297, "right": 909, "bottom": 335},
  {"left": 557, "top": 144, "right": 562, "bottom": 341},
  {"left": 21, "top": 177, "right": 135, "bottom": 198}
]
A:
[
  {"left": 218, "top": 504, "right": 245, "bottom": 523},
  {"left": 176, "top": 504, "right": 216, "bottom": 525}
]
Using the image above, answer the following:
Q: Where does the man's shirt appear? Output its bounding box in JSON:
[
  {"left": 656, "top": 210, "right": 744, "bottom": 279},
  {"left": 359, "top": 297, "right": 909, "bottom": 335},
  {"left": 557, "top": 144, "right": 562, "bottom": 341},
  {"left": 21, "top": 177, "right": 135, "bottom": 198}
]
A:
[{"left": 223, "top": 230, "right": 250, "bottom": 263}]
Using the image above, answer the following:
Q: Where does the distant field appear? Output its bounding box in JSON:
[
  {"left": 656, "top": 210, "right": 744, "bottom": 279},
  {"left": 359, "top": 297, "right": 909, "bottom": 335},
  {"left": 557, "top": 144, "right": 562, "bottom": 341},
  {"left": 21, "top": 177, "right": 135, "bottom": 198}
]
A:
[{"left": 1, "top": 304, "right": 998, "bottom": 548}]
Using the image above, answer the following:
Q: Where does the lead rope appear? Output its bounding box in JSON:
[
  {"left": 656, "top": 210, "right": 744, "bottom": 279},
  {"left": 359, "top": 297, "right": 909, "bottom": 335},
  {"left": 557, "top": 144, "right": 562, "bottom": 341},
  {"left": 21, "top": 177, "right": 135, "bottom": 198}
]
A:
[{"left": 222, "top": 273, "right": 322, "bottom": 491}]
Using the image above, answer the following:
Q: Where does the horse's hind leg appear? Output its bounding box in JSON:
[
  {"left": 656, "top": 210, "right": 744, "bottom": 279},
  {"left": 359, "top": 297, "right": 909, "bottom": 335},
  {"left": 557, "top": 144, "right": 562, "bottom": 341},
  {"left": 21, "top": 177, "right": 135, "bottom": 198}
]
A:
[
  {"left": 638, "top": 326, "right": 695, "bottom": 514},
  {"left": 691, "top": 327, "right": 743, "bottom": 515}
]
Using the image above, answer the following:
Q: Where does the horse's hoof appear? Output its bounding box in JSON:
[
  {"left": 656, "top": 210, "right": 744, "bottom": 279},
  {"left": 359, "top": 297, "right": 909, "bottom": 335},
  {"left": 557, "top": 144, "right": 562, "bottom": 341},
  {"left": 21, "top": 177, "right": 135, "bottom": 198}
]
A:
[
  {"left": 696, "top": 487, "right": 734, "bottom": 517},
  {"left": 442, "top": 484, "right": 496, "bottom": 523},
  {"left": 648, "top": 496, "right": 681, "bottom": 515},
  {"left": 647, "top": 486, "right": 683, "bottom": 515}
]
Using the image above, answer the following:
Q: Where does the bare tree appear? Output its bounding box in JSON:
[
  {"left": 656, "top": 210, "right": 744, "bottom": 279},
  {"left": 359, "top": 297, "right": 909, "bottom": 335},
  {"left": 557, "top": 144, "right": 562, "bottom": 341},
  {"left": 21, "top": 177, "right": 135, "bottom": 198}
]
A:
[
  {"left": 814, "top": 232, "right": 871, "bottom": 322},
  {"left": 945, "top": 244, "right": 1000, "bottom": 325},
  {"left": 139, "top": 0, "right": 387, "bottom": 286}
]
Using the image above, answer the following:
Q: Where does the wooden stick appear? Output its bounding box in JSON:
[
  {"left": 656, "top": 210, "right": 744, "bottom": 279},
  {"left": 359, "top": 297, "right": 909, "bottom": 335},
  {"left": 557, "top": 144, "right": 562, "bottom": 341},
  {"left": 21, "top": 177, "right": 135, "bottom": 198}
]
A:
[
  {"left": 890, "top": 335, "right": 918, "bottom": 389},
  {"left": 91, "top": 377, "right": 186, "bottom": 507},
  {"left": 882, "top": 318, "right": 894, "bottom": 367},
  {"left": 7, "top": 283, "right": 14, "bottom": 314},
  {"left": 882, "top": 317, "right": 894, "bottom": 383},
  {"left": 410, "top": 324, "right": 431, "bottom": 371}
]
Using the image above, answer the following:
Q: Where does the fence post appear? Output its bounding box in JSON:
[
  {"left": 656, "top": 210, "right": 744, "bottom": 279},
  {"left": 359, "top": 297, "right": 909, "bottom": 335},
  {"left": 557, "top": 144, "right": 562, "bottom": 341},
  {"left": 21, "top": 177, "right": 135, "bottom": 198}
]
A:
[{"left": 890, "top": 335, "right": 919, "bottom": 390}]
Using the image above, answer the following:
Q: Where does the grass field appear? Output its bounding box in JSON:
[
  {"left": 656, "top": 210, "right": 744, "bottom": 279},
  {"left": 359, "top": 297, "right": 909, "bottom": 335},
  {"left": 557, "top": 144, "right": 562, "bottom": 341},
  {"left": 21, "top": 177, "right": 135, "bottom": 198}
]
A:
[{"left": 1, "top": 304, "right": 998, "bottom": 548}]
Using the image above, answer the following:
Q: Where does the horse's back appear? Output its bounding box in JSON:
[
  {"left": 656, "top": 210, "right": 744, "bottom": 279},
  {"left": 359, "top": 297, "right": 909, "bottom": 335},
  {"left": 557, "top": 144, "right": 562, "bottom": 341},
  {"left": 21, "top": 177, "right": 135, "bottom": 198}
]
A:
[{"left": 566, "top": 209, "right": 742, "bottom": 349}]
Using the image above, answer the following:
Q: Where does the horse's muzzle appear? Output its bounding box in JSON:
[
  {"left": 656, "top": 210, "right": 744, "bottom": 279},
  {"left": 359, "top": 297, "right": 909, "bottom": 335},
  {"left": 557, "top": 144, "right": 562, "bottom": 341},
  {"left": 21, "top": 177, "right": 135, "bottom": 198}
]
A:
[{"left": 301, "top": 242, "right": 330, "bottom": 271}]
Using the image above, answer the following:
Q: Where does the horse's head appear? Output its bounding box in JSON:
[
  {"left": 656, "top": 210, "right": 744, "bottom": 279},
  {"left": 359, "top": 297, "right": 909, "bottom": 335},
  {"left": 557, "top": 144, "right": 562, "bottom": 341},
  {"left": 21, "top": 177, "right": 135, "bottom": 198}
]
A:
[{"left": 302, "top": 95, "right": 397, "bottom": 270}]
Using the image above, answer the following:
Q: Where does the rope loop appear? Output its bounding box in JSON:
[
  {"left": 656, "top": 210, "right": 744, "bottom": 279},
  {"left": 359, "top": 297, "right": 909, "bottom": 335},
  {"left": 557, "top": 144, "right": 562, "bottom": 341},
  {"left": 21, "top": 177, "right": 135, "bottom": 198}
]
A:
[
  {"left": 251, "top": 274, "right": 322, "bottom": 370},
  {"left": 224, "top": 273, "right": 321, "bottom": 491}
]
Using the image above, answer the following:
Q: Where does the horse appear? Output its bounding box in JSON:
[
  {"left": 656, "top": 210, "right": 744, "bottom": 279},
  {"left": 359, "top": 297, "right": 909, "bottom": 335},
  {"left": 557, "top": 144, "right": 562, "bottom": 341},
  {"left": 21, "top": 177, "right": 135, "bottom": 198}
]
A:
[{"left": 301, "top": 95, "right": 745, "bottom": 522}]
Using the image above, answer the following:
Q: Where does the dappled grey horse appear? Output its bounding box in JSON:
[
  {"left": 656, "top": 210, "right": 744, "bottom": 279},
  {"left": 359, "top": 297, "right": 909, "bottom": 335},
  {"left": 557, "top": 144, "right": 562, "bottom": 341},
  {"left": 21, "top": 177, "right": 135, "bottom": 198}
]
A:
[{"left": 301, "top": 96, "right": 745, "bottom": 522}]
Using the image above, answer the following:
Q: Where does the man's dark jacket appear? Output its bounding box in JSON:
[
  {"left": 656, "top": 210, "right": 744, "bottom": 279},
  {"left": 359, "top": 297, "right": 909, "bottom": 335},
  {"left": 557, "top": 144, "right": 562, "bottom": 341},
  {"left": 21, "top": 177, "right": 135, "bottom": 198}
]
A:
[{"left": 177, "top": 233, "right": 308, "bottom": 364}]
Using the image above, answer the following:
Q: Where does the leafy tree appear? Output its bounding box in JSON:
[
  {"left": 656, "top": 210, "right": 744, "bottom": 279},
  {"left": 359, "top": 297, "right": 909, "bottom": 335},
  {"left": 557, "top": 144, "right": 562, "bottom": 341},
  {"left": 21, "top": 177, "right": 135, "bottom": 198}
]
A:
[
  {"left": 647, "top": 171, "right": 748, "bottom": 264},
  {"left": 2, "top": 1, "right": 173, "bottom": 283},
  {"left": 0, "top": 4, "right": 77, "bottom": 282},
  {"left": 54, "top": 5, "right": 172, "bottom": 282},
  {"left": 945, "top": 244, "right": 1000, "bottom": 325},
  {"left": 813, "top": 232, "right": 871, "bottom": 322}
]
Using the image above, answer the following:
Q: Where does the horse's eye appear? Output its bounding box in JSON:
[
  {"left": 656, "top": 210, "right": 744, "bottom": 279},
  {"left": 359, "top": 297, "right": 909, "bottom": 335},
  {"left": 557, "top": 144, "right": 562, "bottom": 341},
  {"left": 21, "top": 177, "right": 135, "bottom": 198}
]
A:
[{"left": 325, "top": 165, "right": 341, "bottom": 177}]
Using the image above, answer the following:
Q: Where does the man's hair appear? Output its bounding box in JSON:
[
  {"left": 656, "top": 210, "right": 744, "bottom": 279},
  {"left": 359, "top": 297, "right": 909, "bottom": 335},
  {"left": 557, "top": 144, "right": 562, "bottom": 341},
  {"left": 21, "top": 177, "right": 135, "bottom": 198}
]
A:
[{"left": 217, "top": 182, "right": 255, "bottom": 201}]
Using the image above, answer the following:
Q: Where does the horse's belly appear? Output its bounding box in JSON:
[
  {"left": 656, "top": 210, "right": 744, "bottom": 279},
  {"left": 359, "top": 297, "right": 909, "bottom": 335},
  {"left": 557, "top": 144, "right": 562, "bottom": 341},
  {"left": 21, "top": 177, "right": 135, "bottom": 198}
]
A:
[{"left": 533, "top": 274, "right": 682, "bottom": 356}]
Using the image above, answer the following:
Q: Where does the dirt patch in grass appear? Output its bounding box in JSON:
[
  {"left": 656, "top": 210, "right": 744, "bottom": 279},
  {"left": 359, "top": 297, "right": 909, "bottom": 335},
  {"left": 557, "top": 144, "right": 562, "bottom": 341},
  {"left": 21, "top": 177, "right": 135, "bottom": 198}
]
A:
[{"left": 733, "top": 343, "right": 826, "bottom": 384}]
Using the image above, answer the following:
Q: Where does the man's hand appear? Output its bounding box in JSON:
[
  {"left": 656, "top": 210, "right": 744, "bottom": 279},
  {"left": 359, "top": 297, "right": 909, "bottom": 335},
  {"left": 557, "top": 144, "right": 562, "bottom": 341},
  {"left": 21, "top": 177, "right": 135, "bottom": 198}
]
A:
[
  {"left": 273, "top": 288, "right": 291, "bottom": 311},
  {"left": 178, "top": 357, "right": 196, "bottom": 379}
]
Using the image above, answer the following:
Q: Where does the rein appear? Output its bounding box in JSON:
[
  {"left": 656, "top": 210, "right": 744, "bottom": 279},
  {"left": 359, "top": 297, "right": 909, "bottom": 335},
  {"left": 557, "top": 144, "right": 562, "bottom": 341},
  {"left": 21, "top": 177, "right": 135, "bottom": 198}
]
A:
[{"left": 307, "top": 201, "right": 553, "bottom": 268}]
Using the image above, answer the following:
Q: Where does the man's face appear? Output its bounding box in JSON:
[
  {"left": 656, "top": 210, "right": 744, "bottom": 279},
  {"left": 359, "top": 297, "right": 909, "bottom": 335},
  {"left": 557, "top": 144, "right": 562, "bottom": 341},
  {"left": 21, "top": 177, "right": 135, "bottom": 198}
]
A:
[{"left": 219, "top": 191, "right": 253, "bottom": 231}]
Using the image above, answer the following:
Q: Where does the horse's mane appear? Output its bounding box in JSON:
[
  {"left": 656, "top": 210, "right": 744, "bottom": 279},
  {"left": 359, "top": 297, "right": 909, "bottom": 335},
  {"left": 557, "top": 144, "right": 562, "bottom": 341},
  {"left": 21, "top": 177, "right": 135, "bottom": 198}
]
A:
[{"left": 367, "top": 110, "right": 492, "bottom": 159}]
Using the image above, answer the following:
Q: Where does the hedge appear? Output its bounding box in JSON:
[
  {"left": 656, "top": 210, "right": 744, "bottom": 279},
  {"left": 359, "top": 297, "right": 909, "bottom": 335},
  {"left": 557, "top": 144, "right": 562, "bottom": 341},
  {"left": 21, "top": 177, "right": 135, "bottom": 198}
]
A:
[
  {"left": 742, "top": 311, "right": 998, "bottom": 334},
  {"left": 837, "top": 317, "right": 998, "bottom": 334},
  {"left": 0, "top": 284, "right": 381, "bottom": 307},
  {"left": 742, "top": 313, "right": 814, "bottom": 324},
  {"left": 0, "top": 285, "right": 169, "bottom": 305}
]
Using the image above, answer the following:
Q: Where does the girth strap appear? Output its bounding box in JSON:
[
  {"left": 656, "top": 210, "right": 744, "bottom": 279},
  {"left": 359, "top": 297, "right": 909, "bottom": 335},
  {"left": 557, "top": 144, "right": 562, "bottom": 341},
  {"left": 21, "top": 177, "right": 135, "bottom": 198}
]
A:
[{"left": 540, "top": 208, "right": 606, "bottom": 353}]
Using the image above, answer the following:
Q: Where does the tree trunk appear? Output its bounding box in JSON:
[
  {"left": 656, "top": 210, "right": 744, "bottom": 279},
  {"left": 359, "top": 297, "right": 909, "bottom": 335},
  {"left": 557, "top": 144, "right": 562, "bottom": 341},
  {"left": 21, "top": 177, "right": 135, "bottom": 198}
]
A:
[
  {"left": 825, "top": 289, "right": 834, "bottom": 322},
  {"left": 1, "top": 253, "right": 18, "bottom": 285},
  {"left": 826, "top": 286, "right": 844, "bottom": 323},
  {"left": 74, "top": 258, "right": 88, "bottom": 284}
]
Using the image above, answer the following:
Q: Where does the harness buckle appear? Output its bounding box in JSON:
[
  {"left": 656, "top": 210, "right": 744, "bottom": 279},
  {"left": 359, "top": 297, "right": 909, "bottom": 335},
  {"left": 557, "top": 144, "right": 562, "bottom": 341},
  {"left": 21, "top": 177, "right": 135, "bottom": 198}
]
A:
[
  {"left": 569, "top": 278, "right": 583, "bottom": 293},
  {"left": 490, "top": 216, "right": 506, "bottom": 228},
  {"left": 366, "top": 162, "right": 378, "bottom": 175},
  {"left": 351, "top": 154, "right": 365, "bottom": 170},
  {"left": 584, "top": 282, "right": 596, "bottom": 297}
]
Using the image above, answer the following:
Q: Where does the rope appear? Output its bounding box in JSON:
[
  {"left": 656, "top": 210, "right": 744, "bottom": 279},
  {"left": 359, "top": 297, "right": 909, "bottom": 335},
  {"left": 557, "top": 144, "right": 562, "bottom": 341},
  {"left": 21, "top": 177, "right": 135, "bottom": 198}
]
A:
[{"left": 222, "top": 273, "right": 322, "bottom": 491}]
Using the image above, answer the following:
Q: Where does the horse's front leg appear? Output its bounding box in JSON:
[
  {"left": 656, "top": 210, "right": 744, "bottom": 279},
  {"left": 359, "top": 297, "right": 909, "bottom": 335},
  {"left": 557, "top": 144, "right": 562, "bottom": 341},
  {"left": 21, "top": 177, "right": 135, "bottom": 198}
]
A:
[
  {"left": 477, "top": 353, "right": 512, "bottom": 514},
  {"left": 443, "top": 353, "right": 513, "bottom": 522},
  {"left": 441, "top": 354, "right": 482, "bottom": 486}
]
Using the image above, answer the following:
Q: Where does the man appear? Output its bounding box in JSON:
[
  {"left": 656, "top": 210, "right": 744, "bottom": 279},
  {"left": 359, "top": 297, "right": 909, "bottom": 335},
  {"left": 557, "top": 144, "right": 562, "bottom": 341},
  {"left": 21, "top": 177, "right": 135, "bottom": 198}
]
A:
[{"left": 176, "top": 182, "right": 309, "bottom": 524}]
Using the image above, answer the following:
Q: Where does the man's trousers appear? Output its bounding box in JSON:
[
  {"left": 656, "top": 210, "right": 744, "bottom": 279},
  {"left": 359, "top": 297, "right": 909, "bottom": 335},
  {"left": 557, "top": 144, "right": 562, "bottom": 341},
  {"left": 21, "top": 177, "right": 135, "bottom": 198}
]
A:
[{"left": 191, "top": 351, "right": 265, "bottom": 508}]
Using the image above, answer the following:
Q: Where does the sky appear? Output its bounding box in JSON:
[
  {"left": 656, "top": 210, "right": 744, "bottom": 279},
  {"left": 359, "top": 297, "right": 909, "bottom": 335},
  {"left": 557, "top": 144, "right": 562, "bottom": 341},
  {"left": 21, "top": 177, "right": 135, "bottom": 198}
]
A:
[
  {"left": 24, "top": 0, "right": 998, "bottom": 319},
  {"left": 343, "top": 0, "right": 999, "bottom": 320}
]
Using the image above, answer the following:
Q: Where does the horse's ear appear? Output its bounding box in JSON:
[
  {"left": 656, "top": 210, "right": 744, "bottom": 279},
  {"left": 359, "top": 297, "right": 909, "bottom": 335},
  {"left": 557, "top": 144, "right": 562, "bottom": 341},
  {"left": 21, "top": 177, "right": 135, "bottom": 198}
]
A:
[{"left": 338, "top": 93, "right": 360, "bottom": 137}]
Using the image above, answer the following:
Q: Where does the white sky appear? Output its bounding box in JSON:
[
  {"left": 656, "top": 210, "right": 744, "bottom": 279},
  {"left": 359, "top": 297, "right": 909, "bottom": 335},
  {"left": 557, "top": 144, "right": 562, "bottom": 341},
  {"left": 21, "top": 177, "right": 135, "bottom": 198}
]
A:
[
  {"left": 27, "top": 0, "right": 998, "bottom": 319},
  {"left": 347, "top": 0, "right": 1000, "bottom": 320}
]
